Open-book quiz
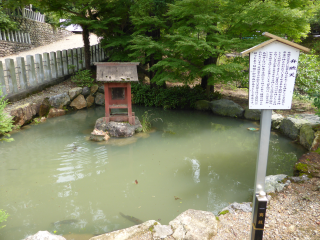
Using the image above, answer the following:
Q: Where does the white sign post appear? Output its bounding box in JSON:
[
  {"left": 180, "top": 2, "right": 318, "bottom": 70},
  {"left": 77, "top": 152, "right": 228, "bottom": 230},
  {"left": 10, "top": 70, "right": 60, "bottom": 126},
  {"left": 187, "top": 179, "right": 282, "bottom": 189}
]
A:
[{"left": 241, "top": 32, "right": 309, "bottom": 240}]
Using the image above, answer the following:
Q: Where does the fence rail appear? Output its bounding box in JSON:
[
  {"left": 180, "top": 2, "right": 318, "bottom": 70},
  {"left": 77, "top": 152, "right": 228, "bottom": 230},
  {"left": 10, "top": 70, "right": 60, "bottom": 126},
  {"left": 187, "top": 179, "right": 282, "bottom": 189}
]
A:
[
  {"left": 0, "top": 43, "right": 105, "bottom": 98},
  {"left": 0, "top": 30, "right": 31, "bottom": 44},
  {"left": 4, "top": 7, "right": 45, "bottom": 23}
]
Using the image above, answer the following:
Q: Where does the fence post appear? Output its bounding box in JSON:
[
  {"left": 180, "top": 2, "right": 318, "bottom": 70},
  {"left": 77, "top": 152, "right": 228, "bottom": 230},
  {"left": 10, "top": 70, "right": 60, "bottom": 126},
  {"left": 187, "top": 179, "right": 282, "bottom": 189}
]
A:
[
  {"left": 72, "top": 48, "right": 78, "bottom": 72},
  {"left": 7, "top": 30, "right": 11, "bottom": 41},
  {"left": 26, "top": 55, "right": 37, "bottom": 86},
  {"left": 62, "top": 50, "right": 68, "bottom": 76},
  {"left": 28, "top": 33, "right": 31, "bottom": 44},
  {"left": 0, "top": 61, "right": 6, "bottom": 96},
  {"left": 50, "top": 52, "right": 58, "bottom": 79},
  {"left": 16, "top": 57, "right": 28, "bottom": 90},
  {"left": 77, "top": 48, "right": 82, "bottom": 70},
  {"left": 56, "top": 50, "right": 63, "bottom": 78},
  {"left": 67, "top": 49, "right": 74, "bottom": 74},
  {"left": 2, "top": 31, "right": 6, "bottom": 41},
  {"left": 35, "top": 54, "right": 44, "bottom": 83},
  {"left": 25, "top": 33, "right": 28, "bottom": 43},
  {"left": 5, "top": 59, "right": 18, "bottom": 94},
  {"left": 0, "top": 31, "right": 2, "bottom": 41},
  {"left": 14, "top": 31, "right": 18, "bottom": 43},
  {"left": 96, "top": 44, "right": 99, "bottom": 62},
  {"left": 22, "top": 8, "right": 25, "bottom": 17},
  {"left": 10, "top": 31, "right": 14, "bottom": 42},
  {"left": 43, "top": 53, "right": 52, "bottom": 81}
]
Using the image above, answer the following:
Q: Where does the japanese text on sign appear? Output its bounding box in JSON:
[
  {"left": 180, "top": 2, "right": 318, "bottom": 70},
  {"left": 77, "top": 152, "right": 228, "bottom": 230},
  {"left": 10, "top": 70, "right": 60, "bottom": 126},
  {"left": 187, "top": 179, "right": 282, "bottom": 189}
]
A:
[{"left": 249, "top": 41, "right": 300, "bottom": 109}]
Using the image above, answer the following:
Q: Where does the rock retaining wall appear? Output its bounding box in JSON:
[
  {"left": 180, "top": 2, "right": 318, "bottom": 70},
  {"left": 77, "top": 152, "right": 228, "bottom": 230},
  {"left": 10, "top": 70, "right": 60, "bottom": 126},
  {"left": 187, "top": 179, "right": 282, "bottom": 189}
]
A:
[{"left": 0, "top": 41, "right": 33, "bottom": 57}]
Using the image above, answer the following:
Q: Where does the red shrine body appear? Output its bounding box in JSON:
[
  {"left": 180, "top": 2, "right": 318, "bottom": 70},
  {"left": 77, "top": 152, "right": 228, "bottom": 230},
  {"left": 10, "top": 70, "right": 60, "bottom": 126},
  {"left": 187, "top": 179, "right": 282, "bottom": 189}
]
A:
[{"left": 95, "top": 62, "right": 139, "bottom": 125}]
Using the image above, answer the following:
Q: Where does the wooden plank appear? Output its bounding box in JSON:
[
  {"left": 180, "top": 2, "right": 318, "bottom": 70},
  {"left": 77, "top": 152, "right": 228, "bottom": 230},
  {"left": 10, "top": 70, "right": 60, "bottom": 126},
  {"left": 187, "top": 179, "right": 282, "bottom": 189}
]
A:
[
  {"left": 62, "top": 50, "right": 68, "bottom": 75},
  {"left": 77, "top": 48, "right": 82, "bottom": 70},
  {"left": 5, "top": 58, "right": 18, "bottom": 93},
  {"left": 43, "top": 52, "right": 52, "bottom": 81},
  {"left": 50, "top": 51, "right": 58, "bottom": 79},
  {"left": 0, "top": 61, "right": 6, "bottom": 96},
  {"left": 95, "top": 44, "right": 99, "bottom": 62},
  {"left": 81, "top": 47, "right": 85, "bottom": 68},
  {"left": 2, "top": 31, "right": 6, "bottom": 41},
  {"left": 35, "top": 54, "right": 44, "bottom": 83},
  {"left": 26, "top": 55, "right": 37, "bottom": 86},
  {"left": 90, "top": 45, "right": 94, "bottom": 65},
  {"left": 72, "top": 48, "right": 78, "bottom": 71},
  {"left": 16, "top": 57, "right": 28, "bottom": 90},
  {"left": 67, "top": 49, "right": 74, "bottom": 74},
  {"left": 56, "top": 50, "right": 63, "bottom": 77}
]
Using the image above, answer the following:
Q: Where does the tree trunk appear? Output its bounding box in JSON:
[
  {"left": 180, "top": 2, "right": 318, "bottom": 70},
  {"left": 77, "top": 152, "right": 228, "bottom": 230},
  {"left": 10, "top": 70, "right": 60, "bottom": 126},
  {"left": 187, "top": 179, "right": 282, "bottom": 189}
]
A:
[
  {"left": 201, "top": 56, "right": 217, "bottom": 92},
  {"left": 82, "top": 25, "right": 91, "bottom": 70}
]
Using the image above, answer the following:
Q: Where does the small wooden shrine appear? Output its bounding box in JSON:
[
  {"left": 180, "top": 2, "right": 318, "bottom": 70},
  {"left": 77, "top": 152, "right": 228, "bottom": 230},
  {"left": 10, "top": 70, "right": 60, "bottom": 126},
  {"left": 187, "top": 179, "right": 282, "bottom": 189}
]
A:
[{"left": 95, "top": 62, "right": 139, "bottom": 125}]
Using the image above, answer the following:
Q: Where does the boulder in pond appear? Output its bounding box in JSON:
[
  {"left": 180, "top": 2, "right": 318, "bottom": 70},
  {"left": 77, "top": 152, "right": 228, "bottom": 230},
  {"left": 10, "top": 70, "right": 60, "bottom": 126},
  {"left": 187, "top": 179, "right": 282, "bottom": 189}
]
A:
[
  {"left": 195, "top": 100, "right": 210, "bottom": 111},
  {"left": 271, "top": 112, "right": 284, "bottom": 130},
  {"left": 91, "top": 84, "right": 99, "bottom": 94},
  {"left": 294, "top": 152, "right": 320, "bottom": 178},
  {"left": 90, "top": 220, "right": 159, "bottom": 240},
  {"left": 280, "top": 116, "right": 308, "bottom": 140},
  {"left": 39, "top": 98, "right": 51, "bottom": 117},
  {"left": 49, "top": 92, "right": 70, "bottom": 109},
  {"left": 95, "top": 93, "right": 105, "bottom": 106},
  {"left": 300, "top": 124, "right": 315, "bottom": 150},
  {"left": 219, "top": 202, "right": 252, "bottom": 214},
  {"left": 169, "top": 209, "right": 218, "bottom": 239},
  {"left": 47, "top": 108, "right": 66, "bottom": 119},
  {"left": 68, "top": 87, "right": 83, "bottom": 100},
  {"left": 70, "top": 94, "right": 87, "bottom": 110},
  {"left": 10, "top": 103, "right": 38, "bottom": 126},
  {"left": 23, "top": 231, "right": 66, "bottom": 240},
  {"left": 210, "top": 99, "right": 244, "bottom": 118},
  {"left": 94, "top": 116, "right": 142, "bottom": 138},
  {"left": 244, "top": 107, "right": 261, "bottom": 121},
  {"left": 86, "top": 95, "right": 95, "bottom": 108},
  {"left": 294, "top": 114, "right": 320, "bottom": 127}
]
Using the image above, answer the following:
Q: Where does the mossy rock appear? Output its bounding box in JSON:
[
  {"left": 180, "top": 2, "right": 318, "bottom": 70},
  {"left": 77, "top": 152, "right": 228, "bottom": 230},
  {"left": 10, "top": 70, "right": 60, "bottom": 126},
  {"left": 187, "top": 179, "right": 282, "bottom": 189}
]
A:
[
  {"left": 195, "top": 100, "right": 210, "bottom": 111},
  {"left": 294, "top": 152, "right": 320, "bottom": 178}
]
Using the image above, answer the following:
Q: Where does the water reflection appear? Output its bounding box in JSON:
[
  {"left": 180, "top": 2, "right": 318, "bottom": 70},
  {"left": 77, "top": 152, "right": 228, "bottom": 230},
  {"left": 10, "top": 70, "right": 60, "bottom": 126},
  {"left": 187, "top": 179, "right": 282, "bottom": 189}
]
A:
[{"left": 0, "top": 106, "right": 306, "bottom": 240}]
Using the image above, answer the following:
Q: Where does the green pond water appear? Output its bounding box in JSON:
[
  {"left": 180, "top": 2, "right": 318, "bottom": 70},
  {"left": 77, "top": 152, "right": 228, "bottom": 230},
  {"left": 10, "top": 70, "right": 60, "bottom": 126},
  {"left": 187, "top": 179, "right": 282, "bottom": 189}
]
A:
[{"left": 0, "top": 106, "right": 305, "bottom": 240}]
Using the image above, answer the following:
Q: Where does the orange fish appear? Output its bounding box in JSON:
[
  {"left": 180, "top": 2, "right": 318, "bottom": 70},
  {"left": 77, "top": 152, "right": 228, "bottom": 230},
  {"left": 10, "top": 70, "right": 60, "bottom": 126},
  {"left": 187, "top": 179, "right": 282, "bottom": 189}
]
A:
[{"left": 135, "top": 180, "right": 138, "bottom": 184}]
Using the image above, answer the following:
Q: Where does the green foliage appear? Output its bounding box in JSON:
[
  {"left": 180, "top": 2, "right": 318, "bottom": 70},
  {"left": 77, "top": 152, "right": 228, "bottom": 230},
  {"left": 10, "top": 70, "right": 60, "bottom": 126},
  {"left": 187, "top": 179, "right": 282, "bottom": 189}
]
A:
[
  {"left": 0, "top": 209, "right": 8, "bottom": 228},
  {"left": 132, "top": 83, "right": 221, "bottom": 110},
  {"left": 0, "top": 6, "right": 18, "bottom": 31},
  {"left": 296, "top": 52, "right": 320, "bottom": 96},
  {"left": 218, "top": 210, "right": 229, "bottom": 216},
  {"left": 71, "top": 70, "right": 95, "bottom": 87},
  {"left": 0, "top": 88, "right": 14, "bottom": 142}
]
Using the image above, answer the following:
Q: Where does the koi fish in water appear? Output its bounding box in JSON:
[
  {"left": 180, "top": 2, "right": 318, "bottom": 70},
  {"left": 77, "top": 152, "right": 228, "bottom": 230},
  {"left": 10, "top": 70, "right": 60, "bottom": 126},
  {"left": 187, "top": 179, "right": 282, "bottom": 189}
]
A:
[
  {"left": 135, "top": 180, "right": 138, "bottom": 184},
  {"left": 119, "top": 212, "right": 143, "bottom": 225}
]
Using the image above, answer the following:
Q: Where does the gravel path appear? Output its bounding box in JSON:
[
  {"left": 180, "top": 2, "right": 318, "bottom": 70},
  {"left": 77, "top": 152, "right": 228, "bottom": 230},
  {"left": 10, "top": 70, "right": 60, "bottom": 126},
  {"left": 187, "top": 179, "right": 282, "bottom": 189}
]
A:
[{"left": 0, "top": 33, "right": 100, "bottom": 62}]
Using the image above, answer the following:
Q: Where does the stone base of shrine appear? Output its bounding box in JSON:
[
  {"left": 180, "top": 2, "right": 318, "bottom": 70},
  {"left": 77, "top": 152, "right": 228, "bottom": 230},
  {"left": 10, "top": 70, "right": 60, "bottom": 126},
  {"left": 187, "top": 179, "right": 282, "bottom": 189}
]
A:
[
  {"left": 90, "top": 116, "right": 143, "bottom": 140},
  {"left": 105, "top": 112, "right": 135, "bottom": 125}
]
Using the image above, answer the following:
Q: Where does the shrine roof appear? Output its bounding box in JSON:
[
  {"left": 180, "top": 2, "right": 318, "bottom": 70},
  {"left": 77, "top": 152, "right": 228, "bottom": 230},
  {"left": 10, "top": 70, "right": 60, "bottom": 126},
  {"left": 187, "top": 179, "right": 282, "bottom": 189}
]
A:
[
  {"left": 241, "top": 32, "right": 310, "bottom": 56},
  {"left": 94, "top": 62, "right": 139, "bottom": 82}
]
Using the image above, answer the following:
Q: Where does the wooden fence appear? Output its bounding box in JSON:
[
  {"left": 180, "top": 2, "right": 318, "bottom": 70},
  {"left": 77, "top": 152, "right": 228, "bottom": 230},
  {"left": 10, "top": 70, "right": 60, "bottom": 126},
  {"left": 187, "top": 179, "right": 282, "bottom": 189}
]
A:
[
  {"left": 0, "top": 43, "right": 105, "bottom": 98},
  {"left": 0, "top": 30, "right": 31, "bottom": 44},
  {"left": 4, "top": 7, "right": 45, "bottom": 23}
]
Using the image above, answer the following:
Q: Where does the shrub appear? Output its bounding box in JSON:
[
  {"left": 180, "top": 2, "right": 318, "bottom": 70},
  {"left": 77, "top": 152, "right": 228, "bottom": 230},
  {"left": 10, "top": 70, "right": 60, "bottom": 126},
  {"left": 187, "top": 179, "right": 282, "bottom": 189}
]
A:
[
  {"left": 71, "top": 70, "right": 95, "bottom": 87},
  {"left": 131, "top": 84, "right": 221, "bottom": 109},
  {"left": 0, "top": 88, "right": 14, "bottom": 142}
]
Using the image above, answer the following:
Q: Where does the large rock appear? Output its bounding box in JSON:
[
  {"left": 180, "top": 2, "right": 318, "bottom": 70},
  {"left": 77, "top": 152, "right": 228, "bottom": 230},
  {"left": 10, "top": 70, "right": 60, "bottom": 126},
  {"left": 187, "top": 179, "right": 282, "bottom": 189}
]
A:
[
  {"left": 91, "top": 84, "right": 99, "bottom": 94},
  {"left": 271, "top": 112, "right": 284, "bottom": 130},
  {"left": 94, "top": 117, "right": 142, "bottom": 138},
  {"left": 82, "top": 87, "right": 91, "bottom": 97},
  {"left": 23, "top": 231, "right": 66, "bottom": 240},
  {"left": 300, "top": 125, "right": 315, "bottom": 150},
  {"left": 39, "top": 98, "right": 51, "bottom": 117},
  {"left": 47, "top": 108, "right": 66, "bottom": 119},
  {"left": 10, "top": 103, "right": 38, "bottom": 126},
  {"left": 294, "top": 114, "right": 320, "bottom": 127},
  {"left": 280, "top": 116, "right": 308, "bottom": 140},
  {"left": 294, "top": 152, "right": 320, "bottom": 178},
  {"left": 86, "top": 95, "right": 95, "bottom": 108},
  {"left": 265, "top": 174, "right": 288, "bottom": 193},
  {"left": 68, "top": 87, "right": 83, "bottom": 100},
  {"left": 244, "top": 107, "right": 260, "bottom": 121},
  {"left": 169, "top": 209, "right": 218, "bottom": 240},
  {"left": 219, "top": 202, "right": 252, "bottom": 214},
  {"left": 98, "top": 85, "right": 105, "bottom": 93},
  {"left": 195, "top": 100, "right": 210, "bottom": 111},
  {"left": 70, "top": 94, "right": 87, "bottom": 110},
  {"left": 90, "top": 220, "right": 160, "bottom": 240},
  {"left": 311, "top": 131, "right": 320, "bottom": 151},
  {"left": 48, "top": 93, "right": 71, "bottom": 109},
  {"left": 95, "top": 93, "right": 105, "bottom": 106},
  {"left": 210, "top": 99, "right": 244, "bottom": 118}
]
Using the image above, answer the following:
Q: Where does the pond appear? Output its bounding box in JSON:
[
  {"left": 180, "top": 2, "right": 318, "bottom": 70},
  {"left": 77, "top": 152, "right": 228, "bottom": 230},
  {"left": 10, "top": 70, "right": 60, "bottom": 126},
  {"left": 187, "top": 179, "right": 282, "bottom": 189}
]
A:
[{"left": 0, "top": 106, "right": 305, "bottom": 240}]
